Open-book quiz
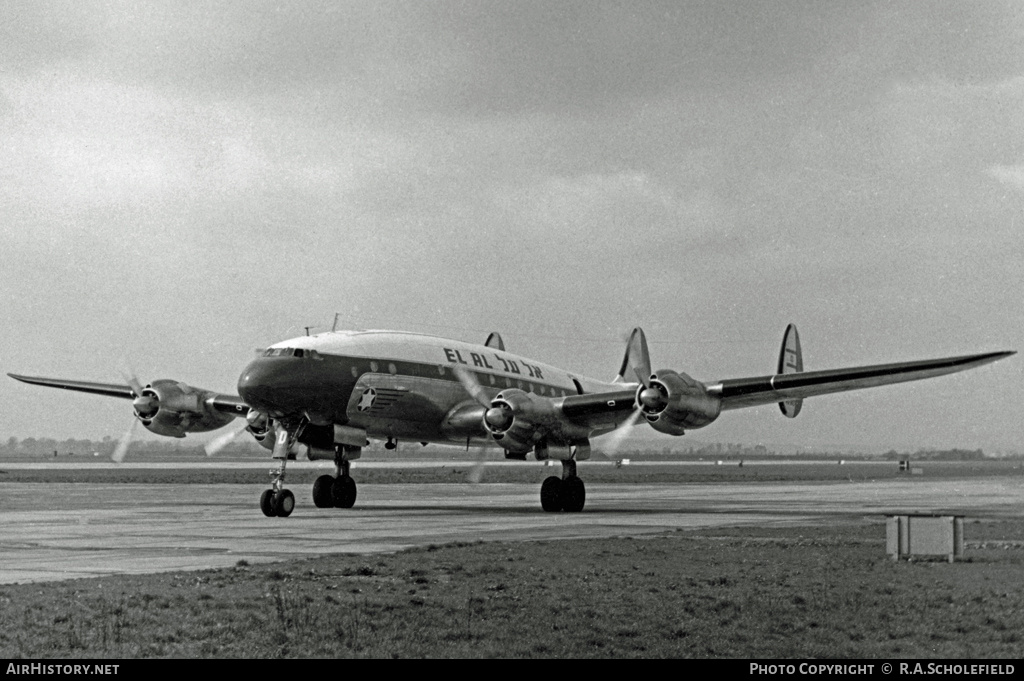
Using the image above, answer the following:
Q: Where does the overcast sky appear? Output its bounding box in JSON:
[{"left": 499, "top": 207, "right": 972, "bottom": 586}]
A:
[{"left": 1, "top": 1, "right": 1021, "bottom": 452}]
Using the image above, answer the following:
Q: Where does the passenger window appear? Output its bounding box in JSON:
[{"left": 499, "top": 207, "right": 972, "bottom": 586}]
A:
[
  {"left": 370, "top": 361, "right": 379, "bottom": 372},
  {"left": 388, "top": 363, "right": 397, "bottom": 375}
]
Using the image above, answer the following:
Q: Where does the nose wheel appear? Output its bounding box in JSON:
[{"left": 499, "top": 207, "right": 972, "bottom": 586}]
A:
[{"left": 260, "top": 487, "right": 295, "bottom": 517}]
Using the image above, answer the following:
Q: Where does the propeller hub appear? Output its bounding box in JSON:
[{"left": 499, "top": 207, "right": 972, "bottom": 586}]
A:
[
  {"left": 133, "top": 394, "right": 158, "bottom": 419},
  {"left": 638, "top": 386, "right": 665, "bottom": 411},
  {"left": 484, "top": 405, "right": 513, "bottom": 432}
]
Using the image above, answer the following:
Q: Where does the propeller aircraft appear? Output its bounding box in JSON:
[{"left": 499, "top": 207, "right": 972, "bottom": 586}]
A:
[{"left": 8, "top": 325, "right": 1014, "bottom": 517}]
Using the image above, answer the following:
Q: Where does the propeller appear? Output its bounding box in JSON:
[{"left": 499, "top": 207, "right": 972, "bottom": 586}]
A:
[
  {"left": 205, "top": 408, "right": 268, "bottom": 456},
  {"left": 637, "top": 380, "right": 668, "bottom": 416},
  {"left": 618, "top": 330, "right": 670, "bottom": 417},
  {"left": 110, "top": 371, "right": 155, "bottom": 463},
  {"left": 452, "top": 368, "right": 518, "bottom": 482},
  {"left": 453, "top": 365, "right": 521, "bottom": 437},
  {"left": 453, "top": 365, "right": 490, "bottom": 407},
  {"left": 595, "top": 407, "right": 643, "bottom": 462},
  {"left": 124, "top": 372, "right": 158, "bottom": 420},
  {"left": 111, "top": 417, "right": 138, "bottom": 464},
  {"left": 204, "top": 422, "right": 249, "bottom": 456},
  {"left": 466, "top": 444, "right": 490, "bottom": 484}
]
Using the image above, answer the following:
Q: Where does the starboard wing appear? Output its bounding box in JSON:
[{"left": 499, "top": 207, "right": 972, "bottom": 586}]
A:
[
  {"left": 7, "top": 373, "right": 248, "bottom": 416},
  {"left": 7, "top": 373, "right": 135, "bottom": 399}
]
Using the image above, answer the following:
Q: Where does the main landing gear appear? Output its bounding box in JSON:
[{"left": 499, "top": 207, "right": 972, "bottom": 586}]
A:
[
  {"left": 312, "top": 445, "right": 360, "bottom": 509},
  {"left": 540, "top": 459, "right": 586, "bottom": 513}
]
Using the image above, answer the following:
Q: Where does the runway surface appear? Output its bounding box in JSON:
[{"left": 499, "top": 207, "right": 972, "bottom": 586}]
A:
[{"left": 1, "top": 477, "right": 1021, "bottom": 584}]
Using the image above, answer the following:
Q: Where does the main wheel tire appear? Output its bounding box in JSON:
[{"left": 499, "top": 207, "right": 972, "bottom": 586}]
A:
[
  {"left": 260, "top": 489, "right": 275, "bottom": 517},
  {"left": 540, "top": 476, "right": 563, "bottom": 512},
  {"left": 561, "top": 475, "right": 586, "bottom": 513},
  {"left": 275, "top": 489, "right": 295, "bottom": 517},
  {"left": 331, "top": 475, "right": 357, "bottom": 509},
  {"left": 312, "top": 475, "right": 335, "bottom": 508}
]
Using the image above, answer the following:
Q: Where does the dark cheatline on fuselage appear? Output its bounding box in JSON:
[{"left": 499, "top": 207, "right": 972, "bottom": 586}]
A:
[{"left": 236, "top": 347, "right": 584, "bottom": 441}]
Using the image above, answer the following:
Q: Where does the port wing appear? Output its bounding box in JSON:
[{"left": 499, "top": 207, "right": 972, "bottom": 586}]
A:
[{"left": 708, "top": 351, "right": 1014, "bottom": 411}]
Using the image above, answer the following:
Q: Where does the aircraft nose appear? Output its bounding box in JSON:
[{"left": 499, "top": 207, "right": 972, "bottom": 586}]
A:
[
  {"left": 238, "top": 355, "right": 319, "bottom": 415},
  {"left": 237, "top": 359, "right": 272, "bottom": 407}
]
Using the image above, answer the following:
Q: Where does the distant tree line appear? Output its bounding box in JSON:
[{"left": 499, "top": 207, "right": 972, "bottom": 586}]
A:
[
  {"left": 882, "top": 448, "right": 985, "bottom": 461},
  {"left": 0, "top": 436, "right": 1011, "bottom": 460}
]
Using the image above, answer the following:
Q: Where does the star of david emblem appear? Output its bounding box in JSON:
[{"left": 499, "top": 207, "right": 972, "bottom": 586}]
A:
[{"left": 357, "top": 388, "right": 377, "bottom": 411}]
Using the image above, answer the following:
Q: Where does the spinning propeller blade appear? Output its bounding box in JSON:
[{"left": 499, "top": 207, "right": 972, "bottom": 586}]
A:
[
  {"left": 204, "top": 423, "right": 249, "bottom": 457},
  {"left": 453, "top": 365, "right": 490, "bottom": 407},
  {"left": 111, "top": 417, "right": 138, "bottom": 463}
]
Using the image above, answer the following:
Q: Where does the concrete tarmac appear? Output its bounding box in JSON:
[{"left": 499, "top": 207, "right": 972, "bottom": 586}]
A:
[{"left": 1, "top": 477, "right": 1021, "bottom": 584}]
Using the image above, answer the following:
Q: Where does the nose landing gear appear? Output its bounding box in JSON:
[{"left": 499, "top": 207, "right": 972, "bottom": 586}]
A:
[{"left": 260, "top": 422, "right": 300, "bottom": 517}]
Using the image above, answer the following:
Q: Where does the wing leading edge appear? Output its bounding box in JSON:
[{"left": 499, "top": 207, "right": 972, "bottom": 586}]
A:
[
  {"left": 7, "top": 373, "right": 135, "bottom": 400},
  {"left": 7, "top": 373, "right": 248, "bottom": 415},
  {"left": 708, "top": 351, "right": 1015, "bottom": 411}
]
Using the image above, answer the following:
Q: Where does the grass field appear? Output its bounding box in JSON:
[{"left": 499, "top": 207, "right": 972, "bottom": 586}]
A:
[
  {"left": 1, "top": 458, "right": 1022, "bottom": 658},
  {"left": 1, "top": 521, "right": 1022, "bottom": 658}
]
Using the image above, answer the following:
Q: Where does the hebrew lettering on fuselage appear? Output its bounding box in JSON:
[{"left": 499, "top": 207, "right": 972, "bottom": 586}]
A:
[{"left": 442, "top": 348, "right": 544, "bottom": 379}]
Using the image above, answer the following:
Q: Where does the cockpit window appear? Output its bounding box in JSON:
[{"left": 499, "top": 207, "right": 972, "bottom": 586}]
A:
[{"left": 262, "top": 347, "right": 321, "bottom": 359}]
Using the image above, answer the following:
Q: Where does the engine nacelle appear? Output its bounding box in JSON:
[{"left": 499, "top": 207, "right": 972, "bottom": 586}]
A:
[
  {"left": 484, "top": 389, "right": 590, "bottom": 454},
  {"left": 637, "top": 369, "right": 721, "bottom": 436},
  {"left": 136, "top": 379, "right": 236, "bottom": 438}
]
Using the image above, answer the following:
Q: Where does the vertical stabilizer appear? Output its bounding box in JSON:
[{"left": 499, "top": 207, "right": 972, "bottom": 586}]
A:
[
  {"left": 614, "top": 327, "right": 652, "bottom": 384},
  {"left": 777, "top": 323, "right": 803, "bottom": 417}
]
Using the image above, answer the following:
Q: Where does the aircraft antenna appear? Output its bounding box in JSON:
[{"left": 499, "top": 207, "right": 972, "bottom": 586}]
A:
[{"left": 332, "top": 313, "right": 340, "bottom": 332}]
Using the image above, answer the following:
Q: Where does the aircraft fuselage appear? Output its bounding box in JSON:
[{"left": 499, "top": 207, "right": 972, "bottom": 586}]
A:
[{"left": 236, "top": 330, "right": 619, "bottom": 446}]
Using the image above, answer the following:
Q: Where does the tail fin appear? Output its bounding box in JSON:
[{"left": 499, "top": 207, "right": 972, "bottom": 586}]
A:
[
  {"left": 614, "top": 327, "right": 652, "bottom": 384},
  {"left": 777, "top": 323, "right": 803, "bottom": 417}
]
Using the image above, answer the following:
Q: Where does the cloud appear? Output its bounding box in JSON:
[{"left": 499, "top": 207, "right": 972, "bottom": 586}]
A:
[
  {"left": 493, "top": 169, "right": 726, "bottom": 251},
  {"left": 0, "top": 68, "right": 363, "bottom": 226},
  {"left": 988, "top": 164, "right": 1024, "bottom": 191}
]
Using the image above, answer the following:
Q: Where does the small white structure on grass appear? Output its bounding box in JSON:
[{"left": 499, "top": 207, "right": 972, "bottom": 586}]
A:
[{"left": 886, "top": 515, "right": 964, "bottom": 563}]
